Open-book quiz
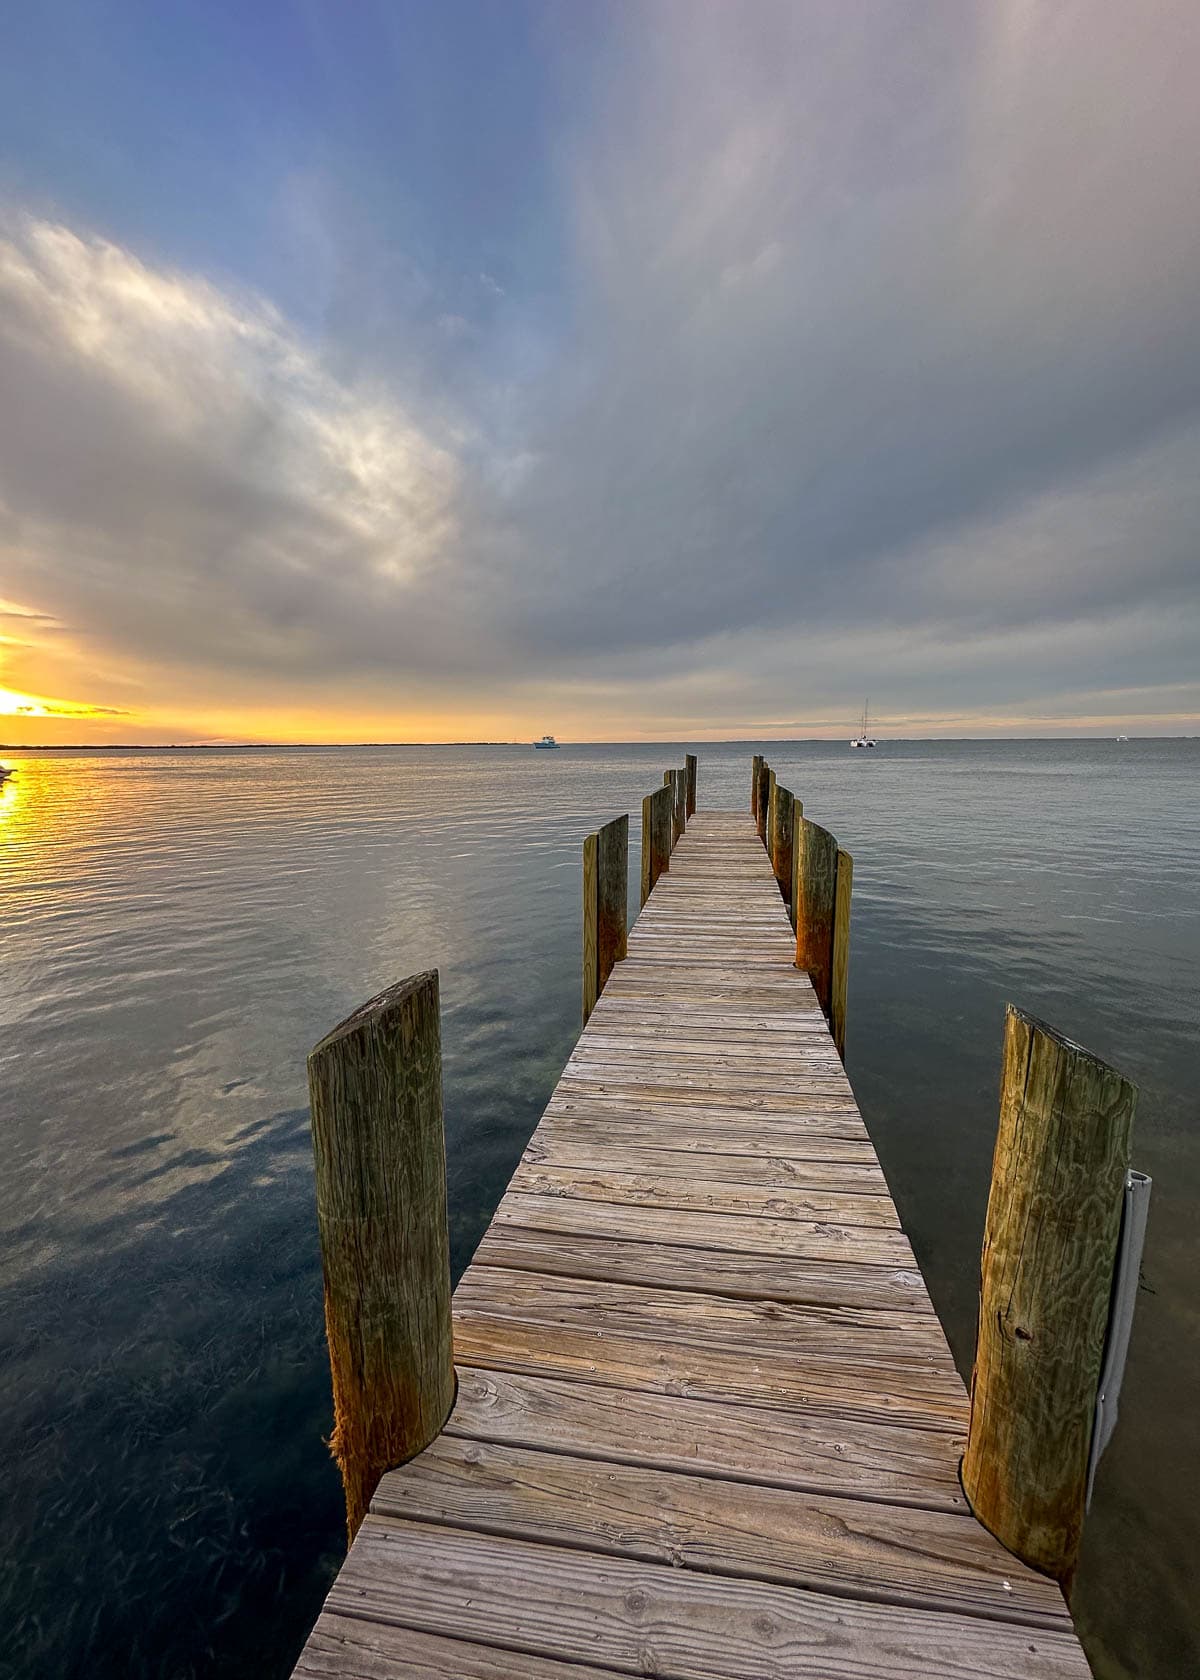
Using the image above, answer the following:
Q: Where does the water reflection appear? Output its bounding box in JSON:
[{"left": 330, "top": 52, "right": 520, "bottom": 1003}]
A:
[{"left": 0, "top": 741, "right": 1196, "bottom": 1678}]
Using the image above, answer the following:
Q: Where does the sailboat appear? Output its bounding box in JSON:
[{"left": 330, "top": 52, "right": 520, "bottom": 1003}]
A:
[{"left": 849, "top": 702, "right": 876, "bottom": 749}]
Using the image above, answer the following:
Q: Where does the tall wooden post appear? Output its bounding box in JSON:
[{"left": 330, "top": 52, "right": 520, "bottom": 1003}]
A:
[
  {"left": 663, "top": 768, "right": 685, "bottom": 847},
  {"left": 771, "top": 785, "right": 795, "bottom": 912},
  {"left": 795, "top": 816, "right": 838, "bottom": 1018},
  {"left": 685, "top": 753, "right": 698, "bottom": 819},
  {"left": 766, "top": 768, "right": 778, "bottom": 855},
  {"left": 307, "top": 972, "right": 454, "bottom": 1542},
  {"left": 641, "top": 783, "right": 673, "bottom": 906},
  {"left": 830, "top": 848, "right": 853, "bottom": 1060},
  {"left": 755, "top": 761, "right": 770, "bottom": 843},
  {"left": 750, "top": 755, "right": 763, "bottom": 815},
  {"left": 583, "top": 814, "right": 629, "bottom": 1024},
  {"left": 962, "top": 1007, "right": 1137, "bottom": 1587}
]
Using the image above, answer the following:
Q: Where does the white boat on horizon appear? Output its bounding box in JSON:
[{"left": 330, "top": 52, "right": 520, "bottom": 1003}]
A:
[
  {"left": 534, "top": 734, "right": 560, "bottom": 749},
  {"left": 849, "top": 702, "right": 876, "bottom": 749}
]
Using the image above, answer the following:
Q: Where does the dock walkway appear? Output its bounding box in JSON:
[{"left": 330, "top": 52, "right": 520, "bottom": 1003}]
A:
[{"left": 295, "top": 810, "right": 1092, "bottom": 1679}]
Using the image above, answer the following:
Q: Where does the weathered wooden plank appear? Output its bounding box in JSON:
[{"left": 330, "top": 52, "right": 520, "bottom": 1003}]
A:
[
  {"left": 508, "top": 1163, "right": 903, "bottom": 1228},
  {"left": 374, "top": 1436, "right": 1066, "bottom": 1627},
  {"left": 294, "top": 1618, "right": 626, "bottom": 1680},
  {"left": 443, "top": 1367, "right": 969, "bottom": 1510},
  {"left": 543, "top": 1092, "right": 870, "bottom": 1132},
  {"left": 492, "top": 1192, "right": 916, "bottom": 1267},
  {"left": 471, "top": 1227, "right": 937, "bottom": 1312},
  {"left": 524, "top": 1138, "right": 893, "bottom": 1195},
  {"left": 554, "top": 1073, "right": 858, "bottom": 1105},
  {"left": 451, "top": 1303, "right": 968, "bottom": 1430},
  {"left": 454, "top": 1269, "right": 955, "bottom": 1371},
  {"left": 325, "top": 1521, "right": 1092, "bottom": 1679},
  {"left": 532, "top": 1115, "right": 881, "bottom": 1162}
]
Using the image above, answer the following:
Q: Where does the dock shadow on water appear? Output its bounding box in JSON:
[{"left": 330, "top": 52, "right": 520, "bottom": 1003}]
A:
[{"left": 0, "top": 741, "right": 1197, "bottom": 1678}]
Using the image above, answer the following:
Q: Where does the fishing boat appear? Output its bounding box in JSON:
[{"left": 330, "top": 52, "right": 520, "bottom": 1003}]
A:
[
  {"left": 0, "top": 766, "right": 15, "bottom": 784},
  {"left": 849, "top": 702, "right": 876, "bottom": 749},
  {"left": 533, "top": 734, "right": 560, "bottom": 749}
]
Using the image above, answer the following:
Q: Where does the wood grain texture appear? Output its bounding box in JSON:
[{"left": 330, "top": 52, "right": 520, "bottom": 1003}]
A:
[
  {"left": 307, "top": 972, "right": 454, "bottom": 1539},
  {"left": 795, "top": 816, "right": 838, "bottom": 1016},
  {"left": 750, "top": 754, "right": 763, "bottom": 814},
  {"left": 471, "top": 1227, "right": 934, "bottom": 1311},
  {"left": 686, "top": 752, "right": 698, "bottom": 819},
  {"left": 962, "top": 1004, "right": 1137, "bottom": 1583},
  {"left": 581, "top": 829, "right": 599, "bottom": 1024},
  {"left": 832, "top": 846, "right": 854, "bottom": 1060},
  {"left": 374, "top": 1434, "right": 1066, "bottom": 1626},
  {"left": 755, "top": 759, "right": 770, "bottom": 841},
  {"left": 292, "top": 803, "right": 1090, "bottom": 1680},
  {"left": 443, "top": 1366, "right": 969, "bottom": 1510},
  {"left": 640, "top": 783, "right": 673, "bottom": 906},
  {"left": 294, "top": 1617, "right": 625, "bottom": 1680},
  {"left": 770, "top": 783, "right": 795, "bottom": 914},
  {"left": 324, "top": 1520, "right": 1094, "bottom": 1680}
]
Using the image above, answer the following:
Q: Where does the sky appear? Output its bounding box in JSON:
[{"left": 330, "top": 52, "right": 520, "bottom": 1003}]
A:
[{"left": 0, "top": 0, "right": 1197, "bottom": 744}]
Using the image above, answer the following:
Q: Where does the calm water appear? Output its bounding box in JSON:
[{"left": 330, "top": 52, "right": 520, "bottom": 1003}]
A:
[{"left": 0, "top": 741, "right": 1196, "bottom": 1679}]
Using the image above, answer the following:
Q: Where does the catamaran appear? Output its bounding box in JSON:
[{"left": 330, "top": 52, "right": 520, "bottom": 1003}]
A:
[{"left": 849, "top": 702, "right": 876, "bottom": 749}]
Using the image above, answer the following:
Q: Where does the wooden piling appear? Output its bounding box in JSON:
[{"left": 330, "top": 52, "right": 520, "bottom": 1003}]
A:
[
  {"left": 664, "top": 768, "right": 686, "bottom": 847},
  {"left": 794, "top": 816, "right": 838, "bottom": 1017},
  {"left": 307, "top": 972, "right": 455, "bottom": 1542},
  {"left": 766, "top": 768, "right": 778, "bottom": 857},
  {"left": 582, "top": 814, "right": 629, "bottom": 1024},
  {"left": 750, "top": 754, "right": 763, "bottom": 815},
  {"left": 755, "top": 760, "right": 770, "bottom": 843},
  {"left": 961, "top": 1006, "right": 1137, "bottom": 1586},
  {"left": 640, "top": 783, "right": 673, "bottom": 906},
  {"left": 771, "top": 785, "right": 795, "bottom": 912},
  {"left": 831, "top": 847, "right": 853, "bottom": 1060},
  {"left": 685, "top": 753, "right": 698, "bottom": 819}
]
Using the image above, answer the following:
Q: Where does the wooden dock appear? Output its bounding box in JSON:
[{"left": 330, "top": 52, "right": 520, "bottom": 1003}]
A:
[{"left": 295, "top": 808, "right": 1093, "bottom": 1679}]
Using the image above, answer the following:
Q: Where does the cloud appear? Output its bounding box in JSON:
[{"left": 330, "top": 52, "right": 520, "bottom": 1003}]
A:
[
  {"left": 1, "top": 0, "right": 1199, "bottom": 735},
  {"left": 0, "top": 214, "right": 483, "bottom": 692}
]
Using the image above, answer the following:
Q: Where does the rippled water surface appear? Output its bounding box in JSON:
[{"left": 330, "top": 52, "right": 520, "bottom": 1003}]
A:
[{"left": 1, "top": 741, "right": 1196, "bottom": 1679}]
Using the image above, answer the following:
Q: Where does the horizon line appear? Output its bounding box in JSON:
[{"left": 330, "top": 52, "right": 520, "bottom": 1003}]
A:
[{"left": 2, "top": 733, "right": 1193, "bottom": 753}]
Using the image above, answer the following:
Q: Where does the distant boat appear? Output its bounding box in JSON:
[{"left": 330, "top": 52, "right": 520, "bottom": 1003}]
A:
[
  {"left": 849, "top": 702, "right": 876, "bottom": 749},
  {"left": 534, "top": 734, "right": 560, "bottom": 749},
  {"left": 1116, "top": 734, "right": 1129, "bottom": 743},
  {"left": 0, "top": 766, "right": 15, "bottom": 783}
]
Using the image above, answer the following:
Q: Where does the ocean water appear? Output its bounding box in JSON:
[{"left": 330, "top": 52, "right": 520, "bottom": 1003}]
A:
[{"left": 0, "top": 739, "right": 1196, "bottom": 1679}]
